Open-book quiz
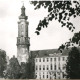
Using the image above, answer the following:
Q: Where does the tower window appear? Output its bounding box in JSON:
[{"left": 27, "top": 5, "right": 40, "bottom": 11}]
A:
[
  {"left": 54, "top": 58, "right": 56, "bottom": 61},
  {"left": 18, "top": 38, "right": 20, "bottom": 43}
]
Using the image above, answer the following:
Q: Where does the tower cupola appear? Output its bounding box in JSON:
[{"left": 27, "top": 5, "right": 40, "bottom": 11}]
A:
[{"left": 19, "top": 4, "right": 27, "bottom": 20}]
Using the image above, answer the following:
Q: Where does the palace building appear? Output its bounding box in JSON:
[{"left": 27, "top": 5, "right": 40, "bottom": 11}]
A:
[
  {"left": 17, "top": 5, "right": 70, "bottom": 79},
  {"left": 30, "top": 49, "right": 70, "bottom": 79}
]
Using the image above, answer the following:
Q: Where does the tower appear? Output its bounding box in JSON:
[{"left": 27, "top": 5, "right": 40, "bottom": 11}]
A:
[{"left": 17, "top": 4, "right": 30, "bottom": 64}]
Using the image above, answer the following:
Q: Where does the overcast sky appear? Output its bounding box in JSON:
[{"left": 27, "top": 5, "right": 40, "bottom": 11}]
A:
[{"left": 0, "top": 0, "right": 80, "bottom": 58}]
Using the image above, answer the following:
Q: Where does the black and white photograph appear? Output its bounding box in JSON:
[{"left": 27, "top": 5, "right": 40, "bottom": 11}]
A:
[{"left": 0, "top": 0, "right": 80, "bottom": 79}]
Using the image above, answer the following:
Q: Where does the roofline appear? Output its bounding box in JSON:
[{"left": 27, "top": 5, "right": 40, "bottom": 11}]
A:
[{"left": 30, "top": 48, "right": 59, "bottom": 52}]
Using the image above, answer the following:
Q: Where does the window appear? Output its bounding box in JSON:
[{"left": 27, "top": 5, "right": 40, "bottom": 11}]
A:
[
  {"left": 50, "top": 58, "right": 52, "bottom": 62},
  {"left": 54, "top": 58, "right": 56, "bottom": 61},
  {"left": 43, "top": 58, "right": 45, "bottom": 62},
  {"left": 39, "top": 58, "right": 41, "bottom": 62},
  {"left": 43, "top": 65, "right": 45, "bottom": 70},
  {"left": 43, "top": 75, "right": 44, "bottom": 78},
  {"left": 18, "top": 38, "right": 20, "bottom": 43},
  {"left": 58, "top": 63, "right": 60, "bottom": 70},
  {"left": 54, "top": 73, "right": 56, "bottom": 79},
  {"left": 39, "top": 65, "right": 41, "bottom": 70},
  {"left": 47, "top": 75, "right": 48, "bottom": 78},
  {"left": 54, "top": 64, "right": 56, "bottom": 70},
  {"left": 51, "top": 64, "right": 52, "bottom": 70},
  {"left": 47, "top": 65, "right": 48, "bottom": 70},
  {"left": 47, "top": 58, "right": 48, "bottom": 62}
]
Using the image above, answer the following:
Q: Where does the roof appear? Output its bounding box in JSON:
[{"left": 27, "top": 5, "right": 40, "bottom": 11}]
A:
[{"left": 30, "top": 48, "right": 71, "bottom": 58}]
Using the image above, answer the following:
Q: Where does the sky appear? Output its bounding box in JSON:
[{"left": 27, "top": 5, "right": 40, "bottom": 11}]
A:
[{"left": 0, "top": 0, "right": 80, "bottom": 58}]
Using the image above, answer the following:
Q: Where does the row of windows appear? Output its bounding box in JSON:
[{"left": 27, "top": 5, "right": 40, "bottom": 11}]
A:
[
  {"left": 35, "top": 57, "right": 67, "bottom": 62},
  {"left": 36, "top": 72, "right": 66, "bottom": 79},
  {"left": 35, "top": 64, "right": 66, "bottom": 70}
]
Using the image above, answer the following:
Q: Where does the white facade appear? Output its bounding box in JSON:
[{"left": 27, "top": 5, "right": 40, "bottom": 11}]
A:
[{"left": 35, "top": 55, "right": 68, "bottom": 79}]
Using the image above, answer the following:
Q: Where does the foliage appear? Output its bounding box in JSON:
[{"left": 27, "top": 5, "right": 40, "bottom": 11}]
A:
[
  {"left": 4, "top": 56, "right": 35, "bottom": 79},
  {"left": 58, "top": 31, "right": 80, "bottom": 51},
  {"left": 66, "top": 47, "right": 80, "bottom": 79},
  {"left": 20, "top": 62, "right": 27, "bottom": 79},
  {"left": 4, "top": 56, "right": 21, "bottom": 79},
  {"left": 30, "top": 1, "right": 80, "bottom": 35},
  {"left": 17, "top": 58, "right": 35, "bottom": 79},
  {"left": 0, "top": 50, "right": 7, "bottom": 78},
  {"left": 27, "top": 58, "right": 35, "bottom": 79}
]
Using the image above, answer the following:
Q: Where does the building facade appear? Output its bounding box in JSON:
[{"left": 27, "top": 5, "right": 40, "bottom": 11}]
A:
[
  {"left": 31, "top": 49, "right": 70, "bottom": 79},
  {"left": 17, "top": 5, "right": 30, "bottom": 64}
]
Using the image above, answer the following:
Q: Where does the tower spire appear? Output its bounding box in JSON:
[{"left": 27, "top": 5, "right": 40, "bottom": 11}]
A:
[{"left": 19, "top": 1, "right": 27, "bottom": 20}]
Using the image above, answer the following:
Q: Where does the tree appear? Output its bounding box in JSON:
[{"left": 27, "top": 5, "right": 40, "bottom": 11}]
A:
[
  {"left": 20, "top": 58, "right": 35, "bottom": 79},
  {"left": 27, "top": 57, "right": 35, "bottom": 79},
  {"left": 30, "top": 1, "right": 80, "bottom": 35},
  {"left": 30, "top": 1, "right": 80, "bottom": 50},
  {"left": 58, "top": 31, "right": 80, "bottom": 51},
  {"left": 4, "top": 56, "right": 21, "bottom": 79},
  {"left": 66, "top": 47, "right": 80, "bottom": 79},
  {"left": 0, "top": 49, "right": 7, "bottom": 78},
  {"left": 20, "top": 62, "right": 27, "bottom": 79}
]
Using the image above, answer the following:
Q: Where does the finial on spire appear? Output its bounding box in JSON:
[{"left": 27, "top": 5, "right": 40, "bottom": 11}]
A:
[
  {"left": 21, "top": 1, "right": 24, "bottom": 6},
  {"left": 21, "top": 1, "right": 25, "bottom": 16}
]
